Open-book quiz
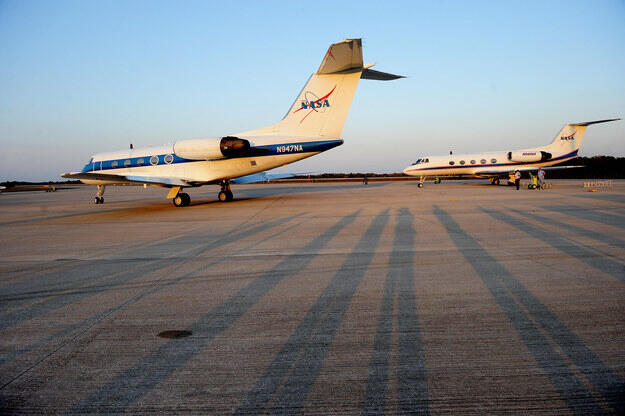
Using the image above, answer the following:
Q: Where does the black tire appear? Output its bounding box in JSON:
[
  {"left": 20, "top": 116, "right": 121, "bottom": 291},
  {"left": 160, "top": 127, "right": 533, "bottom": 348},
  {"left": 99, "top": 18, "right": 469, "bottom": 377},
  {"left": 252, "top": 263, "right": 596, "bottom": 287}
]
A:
[
  {"left": 494, "top": 178, "right": 500, "bottom": 185},
  {"left": 173, "top": 195, "right": 184, "bottom": 207},
  {"left": 94, "top": 197, "right": 100, "bottom": 204},
  {"left": 417, "top": 183, "right": 423, "bottom": 188},
  {"left": 218, "top": 191, "right": 228, "bottom": 202},
  {"left": 226, "top": 190, "right": 233, "bottom": 201},
  {"left": 180, "top": 193, "right": 191, "bottom": 206}
]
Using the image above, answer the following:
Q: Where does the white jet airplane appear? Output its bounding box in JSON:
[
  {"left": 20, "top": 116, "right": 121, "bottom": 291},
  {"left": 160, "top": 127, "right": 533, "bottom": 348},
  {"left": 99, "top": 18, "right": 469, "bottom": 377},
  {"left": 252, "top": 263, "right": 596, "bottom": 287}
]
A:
[
  {"left": 63, "top": 39, "right": 402, "bottom": 206},
  {"left": 403, "top": 118, "right": 620, "bottom": 187}
]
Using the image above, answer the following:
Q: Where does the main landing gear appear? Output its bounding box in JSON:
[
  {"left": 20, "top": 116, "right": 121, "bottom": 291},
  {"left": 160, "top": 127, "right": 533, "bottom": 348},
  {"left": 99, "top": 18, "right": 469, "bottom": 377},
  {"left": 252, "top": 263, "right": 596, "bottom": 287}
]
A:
[
  {"left": 94, "top": 185, "right": 105, "bottom": 204},
  {"left": 489, "top": 177, "right": 500, "bottom": 185},
  {"left": 218, "top": 180, "right": 234, "bottom": 202},
  {"left": 173, "top": 192, "right": 191, "bottom": 207}
]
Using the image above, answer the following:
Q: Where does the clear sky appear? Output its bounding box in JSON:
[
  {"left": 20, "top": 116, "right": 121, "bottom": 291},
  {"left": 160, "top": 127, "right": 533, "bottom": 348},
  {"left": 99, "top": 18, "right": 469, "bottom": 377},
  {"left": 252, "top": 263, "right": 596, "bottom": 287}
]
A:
[{"left": 1, "top": 0, "right": 624, "bottom": 181}]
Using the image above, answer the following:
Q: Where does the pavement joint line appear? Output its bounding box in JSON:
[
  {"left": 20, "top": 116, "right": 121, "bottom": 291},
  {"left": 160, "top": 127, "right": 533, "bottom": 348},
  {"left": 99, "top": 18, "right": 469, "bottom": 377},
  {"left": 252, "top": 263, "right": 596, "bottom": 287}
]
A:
[
  {"left": 543, "top": 204, "right": 625, "bottom": 230},
  {"left": 264, "top": 209, "right": 390, "bottom": 414},
  {"left": 0, "top": 213, "right": 306, "bottom": 370},
  {"left": 64, "top": 210, "right": 360, "bottom": 415},
  {"left": 0, "top": 213, "right": 304, "bottom": 326},
  {"left": 0, "top": 213, "right": 310, "bottom": 388},
  {"left": 433, "top": 205, "right": 607, "bottom": 414},
  {"left": 480, "top": 207, "right": 625, "bottom": 283},
  {"left": 473, "top": 207, "right": 625, "bottom": 413},
  {"left": 510, "top": 208, "right": 625, "bottom": 250},
  {"left": 363, "top": 207, "right": 429, "bottom": 415}
]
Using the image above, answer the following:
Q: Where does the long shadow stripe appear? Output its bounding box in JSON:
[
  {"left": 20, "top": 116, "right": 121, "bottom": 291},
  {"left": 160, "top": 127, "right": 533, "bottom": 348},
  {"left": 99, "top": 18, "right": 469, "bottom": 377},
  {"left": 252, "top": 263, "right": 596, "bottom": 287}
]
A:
[
  {"left": 65, "top": 211, "right": 360, "bottom": 415},
  {"left": 0, "top": 214, "right": 303, "bottom": 332},
  {"left": 544, "top": 204, "right": 625, "bottom": 230},
  {"left": 510, "top": 208, "right": 625, "bottom": 249},
  {"left": 396, "top": 208, "right": 428, "bottom": 415},
  {"left": 362, "top": 208, "right": 428, "bottom": 415},
  {"left": 0, "top": 215, "right": 308, "bottom": 371},
  {"left": 235, "top": 210, "right": 389, "bottom": 415},
  {"left": 433, "top": 206, "right": 603, "bottom": 415},
  {"left": 481, "top": 207, "right": 624, "bottom": 283},
  {"left": 481, "top": 207, "right": 625, "bottom": 413}
]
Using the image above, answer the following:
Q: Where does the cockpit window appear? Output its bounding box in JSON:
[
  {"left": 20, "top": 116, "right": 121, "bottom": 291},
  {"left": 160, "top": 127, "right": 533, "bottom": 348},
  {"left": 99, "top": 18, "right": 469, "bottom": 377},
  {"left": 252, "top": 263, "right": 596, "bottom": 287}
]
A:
[{"left": 412, "top": 158, "right": 429, "bottom": 165}]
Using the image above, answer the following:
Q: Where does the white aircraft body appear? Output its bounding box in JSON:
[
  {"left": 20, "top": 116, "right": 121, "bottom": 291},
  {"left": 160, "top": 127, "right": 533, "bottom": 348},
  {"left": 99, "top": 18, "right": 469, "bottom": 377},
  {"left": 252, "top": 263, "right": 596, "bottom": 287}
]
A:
[
  {"left": 63, "top": 39, "right": 402, "bottom": 206},
  {"left": 403, "top": 119, "right": 619, "bottom": 186}
]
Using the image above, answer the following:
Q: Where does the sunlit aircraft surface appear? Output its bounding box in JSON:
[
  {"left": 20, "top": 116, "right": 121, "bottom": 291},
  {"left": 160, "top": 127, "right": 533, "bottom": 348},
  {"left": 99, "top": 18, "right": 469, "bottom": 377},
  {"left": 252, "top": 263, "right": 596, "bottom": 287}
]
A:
[
  {"left": 63, "top": 39, "right": 402, "bottom": 206},
  {"left": 403, "top": 119, "right": 619, "bottom": 187}
]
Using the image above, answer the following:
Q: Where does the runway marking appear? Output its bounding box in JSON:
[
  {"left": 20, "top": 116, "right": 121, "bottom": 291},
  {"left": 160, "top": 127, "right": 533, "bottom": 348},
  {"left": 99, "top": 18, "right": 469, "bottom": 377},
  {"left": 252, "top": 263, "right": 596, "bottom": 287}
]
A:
[
  {"left": 433, "top": 206, "right": 607, "bottom": 414},
  {"left": 65, "top": 211, "right": 360, "bottom": 414},
  {"left": 511, "top": 208, "right": 625, "bottom": 249},
  {"left": 362, "top": 208, "right": 428, "bottom": 415},
  {"left": 235, "top": 210, "right": 389, "bottom": 415},
  {"left": 544, "top": 204, "right": 625, "bottom": 230},
  {"left": 480, "top": 208, "right": 624, "bottom": 283}
]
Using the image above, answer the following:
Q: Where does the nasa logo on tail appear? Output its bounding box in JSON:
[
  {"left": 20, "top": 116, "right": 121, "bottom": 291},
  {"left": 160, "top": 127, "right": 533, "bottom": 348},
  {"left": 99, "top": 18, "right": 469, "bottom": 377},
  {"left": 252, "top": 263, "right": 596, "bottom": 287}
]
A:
[
  {"left": 561, "top": 130, "right": 576, "bottom": 141},
  {"left": 293, "top": 85, "right": 336, "bottom": 123}
]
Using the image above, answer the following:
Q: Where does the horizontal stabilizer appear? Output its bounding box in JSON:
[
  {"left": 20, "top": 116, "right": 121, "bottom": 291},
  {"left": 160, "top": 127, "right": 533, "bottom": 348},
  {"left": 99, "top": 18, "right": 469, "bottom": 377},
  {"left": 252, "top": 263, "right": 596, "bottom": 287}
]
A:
[
  {"left": 62, "top": 172, "right": 190, "bottom": 187},
  {"left": 361, "top": 68, "right": 405, "bottom": 81},
  {"left": 571, "top": 118, "right": 620, "bottom": 127}
]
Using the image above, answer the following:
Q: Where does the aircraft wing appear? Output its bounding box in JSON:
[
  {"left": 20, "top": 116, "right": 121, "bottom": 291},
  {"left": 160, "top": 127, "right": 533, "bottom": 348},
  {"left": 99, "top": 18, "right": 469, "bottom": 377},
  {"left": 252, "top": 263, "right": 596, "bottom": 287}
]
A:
[
  {"left": 61, "top": 172, "right": 191, "bottom": 187},
  {"left": 475, "top": 165, "right": 584, "bottom": 177},
  {"left": 231, "top": 172, "right": 298, "bottom": 184}
]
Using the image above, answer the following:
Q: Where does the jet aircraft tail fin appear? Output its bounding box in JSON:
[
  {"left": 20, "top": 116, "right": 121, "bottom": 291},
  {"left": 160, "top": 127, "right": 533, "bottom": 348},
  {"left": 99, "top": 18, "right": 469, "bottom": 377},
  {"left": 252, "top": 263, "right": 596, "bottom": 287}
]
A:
[
  {"left": 236, "top": 39, "right": 402, "bottom": 139},
  {"left": 545, "top": 118, "right": 620, "bottom": 155}
]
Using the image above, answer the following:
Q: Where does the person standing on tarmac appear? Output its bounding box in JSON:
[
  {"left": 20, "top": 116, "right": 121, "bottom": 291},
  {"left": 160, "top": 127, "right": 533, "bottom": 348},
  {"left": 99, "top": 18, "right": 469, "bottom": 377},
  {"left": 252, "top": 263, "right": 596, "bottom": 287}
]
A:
[
  {"left": 514, "top": 170, "right": 521, "bottom": 190},
  {"left": 537, "top": 168, "right": 545, "bottom": 190}
]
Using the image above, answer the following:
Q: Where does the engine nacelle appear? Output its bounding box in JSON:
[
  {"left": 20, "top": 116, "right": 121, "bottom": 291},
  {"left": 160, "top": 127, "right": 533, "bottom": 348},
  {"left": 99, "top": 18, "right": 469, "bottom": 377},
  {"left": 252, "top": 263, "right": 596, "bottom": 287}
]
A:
[
  {"left": 174, "top": 136, "right": 250, "bottom": 160},
  {"left": 507, "top": 151, "right": 551, "bottom": 163}
]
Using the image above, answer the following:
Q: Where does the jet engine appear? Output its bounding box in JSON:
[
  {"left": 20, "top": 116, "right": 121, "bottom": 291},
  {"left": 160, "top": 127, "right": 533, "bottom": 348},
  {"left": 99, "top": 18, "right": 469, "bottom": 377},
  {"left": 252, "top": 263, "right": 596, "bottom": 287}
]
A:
[
  {"left": 174, "top": 136, "right": 250, "bottom": 160},
  {"left": 507, "top": 151, "right": 552, "bottom": 163}
]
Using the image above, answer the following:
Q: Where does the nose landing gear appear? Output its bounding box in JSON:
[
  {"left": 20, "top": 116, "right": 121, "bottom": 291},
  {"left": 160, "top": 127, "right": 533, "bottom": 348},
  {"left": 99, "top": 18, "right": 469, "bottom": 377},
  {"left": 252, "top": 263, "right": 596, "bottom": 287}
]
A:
[{"left": 94, "top": 185, "right": 106, "bottom": 204}]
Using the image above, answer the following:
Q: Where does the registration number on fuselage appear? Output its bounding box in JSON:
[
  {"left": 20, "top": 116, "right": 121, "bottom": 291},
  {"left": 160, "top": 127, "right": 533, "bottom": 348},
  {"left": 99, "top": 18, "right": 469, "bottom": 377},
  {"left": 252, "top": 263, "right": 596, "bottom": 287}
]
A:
[{"left": 276, "top": 144, "right": 304, "bottom": 153}]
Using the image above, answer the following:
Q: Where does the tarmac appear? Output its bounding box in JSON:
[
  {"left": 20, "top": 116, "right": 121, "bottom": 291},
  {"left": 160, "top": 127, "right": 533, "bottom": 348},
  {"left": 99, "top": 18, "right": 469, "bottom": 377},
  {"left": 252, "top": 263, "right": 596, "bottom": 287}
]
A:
[{"left": 1, "top": 180, "right": 624, "bottom": 414}]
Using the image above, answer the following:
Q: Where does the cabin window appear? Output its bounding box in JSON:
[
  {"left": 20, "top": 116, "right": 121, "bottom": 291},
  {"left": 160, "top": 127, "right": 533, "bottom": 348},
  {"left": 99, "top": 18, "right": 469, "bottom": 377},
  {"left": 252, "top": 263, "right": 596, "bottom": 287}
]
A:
[
  {"left": 137, "top": 158, "right": 145, "bottom": 166},
  {"left": 150, "top": 155, "right": 159, "bottom": 165},
  {"left": 470, "top": 160, "right": 476, "bottom": 164},
  {"left": 124, "top": 159, "right": 131, "bottom": 167},
  {"left": 491, "top": 158, "right": 497, "bottom": 163},
  {"left": 449, "top": 161, "right": 455, "bottom": 165},
  {"left": 481, "top": 159, "right": 487, "bottom": 164},
  {"left": 460, "top": 160, "right": 466, "bottom": 165},
  {"left": 164, "top": 154, "right": 174, "bottom": 164},
  {"left": 111, "top": 161, "right": 118, "bottom": 168}
]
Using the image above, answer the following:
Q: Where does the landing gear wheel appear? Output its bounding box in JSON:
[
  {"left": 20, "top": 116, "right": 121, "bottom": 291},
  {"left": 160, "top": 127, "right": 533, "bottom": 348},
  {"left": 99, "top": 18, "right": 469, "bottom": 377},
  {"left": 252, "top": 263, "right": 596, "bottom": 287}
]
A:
[
  {"left": 173, "top": 193, "right": 188, "bottom": 207},
  {"left": 225, "top": 190, "right": 233, "bottom": 201},
  {"left": 218, "top": 191, "right": 228, "bottom": 202},
  {"left": 94, "top": 196, "right": 103, "bottom": 204},
  {"left": 417, "top": 183, "right": 424, "bottom": 188},
  {"left": 493, "top": 178, "right": 500, "bottom": 185},
  {"left": 181, "top": 193, "right": 190, "bottom": 206}
]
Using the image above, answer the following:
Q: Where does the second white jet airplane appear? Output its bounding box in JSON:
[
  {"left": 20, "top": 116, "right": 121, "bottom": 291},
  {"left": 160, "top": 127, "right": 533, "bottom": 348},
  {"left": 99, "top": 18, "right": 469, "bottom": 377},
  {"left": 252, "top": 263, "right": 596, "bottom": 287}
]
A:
[
  {"left": 403, "top": 118, "right": 619, "bottom": 187},
  {"left": 63, "top": 39, "right": 402, "bottom": 206}
]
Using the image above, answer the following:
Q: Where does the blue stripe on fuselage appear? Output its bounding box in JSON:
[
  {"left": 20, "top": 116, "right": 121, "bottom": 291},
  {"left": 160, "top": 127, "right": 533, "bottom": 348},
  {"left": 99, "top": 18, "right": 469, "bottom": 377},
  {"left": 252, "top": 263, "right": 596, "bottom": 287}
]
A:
[
  {"left": 81, "top": 139, "right": 343, "bottom": 173},
  {"left": 405, "top": 149, "right": 579, "bottom": 174}
]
